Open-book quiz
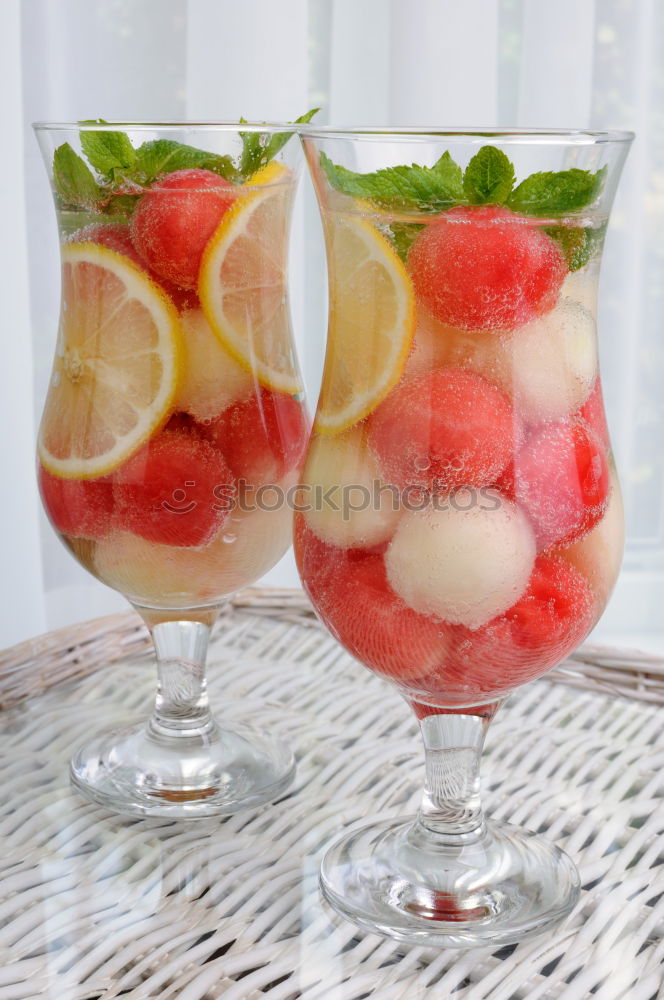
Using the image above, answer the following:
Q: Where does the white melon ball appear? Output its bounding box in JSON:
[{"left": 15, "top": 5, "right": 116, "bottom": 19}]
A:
[
  {"left": 385, "top": 500, "right": 536, "bottom": 629},
  {"left": 404, "top": 305, "right": 511, "bottom": 390},
  {"left": 303, "top": 426, "right": 401, "bottom": 548},
  {"left": 199, "top": 488, "right": 295, "bottom": 596},
  {"left": 176, "top": 308, "right": 253, "bottom": 422},
  {"left": 94, "top": 530, "right": 211, "bottom": 607},
  {"left": 94, "top": 476, "right": 294, "bottom": 607},
  {"left": 556, "top": 464, "right": 624, "bottom": 611},
  {"left": 504, "top": 299, "right": 597, "bottom": 423},
  {"left": 404, "top": 308, "right": 458, "bottom": 378},
  {"left": 562, "top": 269, "right": 598, "bottom": 320}
]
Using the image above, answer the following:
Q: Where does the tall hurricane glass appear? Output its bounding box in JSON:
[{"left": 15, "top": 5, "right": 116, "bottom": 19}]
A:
[
  {"left": 33, "top": 122, "right": 308, "bottom": 818},
  {"left": 297, "top": 128, "right": 632, "bottom": 946}
]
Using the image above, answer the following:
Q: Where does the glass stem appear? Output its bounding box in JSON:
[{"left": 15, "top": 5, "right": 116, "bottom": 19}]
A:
[
  {"left": 412, "top": 704, "right": 501, "bottom": 844},
  {"left": 147, "top": 621, "right": 216, "bottom": 741}
]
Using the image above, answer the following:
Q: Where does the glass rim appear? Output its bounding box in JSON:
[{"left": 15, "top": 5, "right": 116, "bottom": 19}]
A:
[
  {"left": 32, "top": 120, "right": 298, "bottom": 134},
  {"left": 297, "top": 126, "right": 634, "bottom": 144}
]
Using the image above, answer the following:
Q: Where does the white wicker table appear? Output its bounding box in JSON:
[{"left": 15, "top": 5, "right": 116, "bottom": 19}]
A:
[{"left": 1, "top": 589, "right": 663, "bottom": 1000}]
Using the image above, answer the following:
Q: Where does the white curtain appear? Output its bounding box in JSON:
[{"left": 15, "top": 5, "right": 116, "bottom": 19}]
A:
[{"left": 2, "top": 0, "right": 662, "bottom": 651}]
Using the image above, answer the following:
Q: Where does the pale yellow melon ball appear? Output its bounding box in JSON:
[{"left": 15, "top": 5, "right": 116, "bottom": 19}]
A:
[
  {"left": 176, "top": 308, "right": 253, "bottom": 422},
  {"left": 404, "top": 305, "right": 511, "bottom": 390},
  {"left": 562, "top": 269, "right": 599, "bottom": 320},
  {"left": 504, "top": 299, "right": 597, "bottom": 423},
  {"left": 385, "top": 500, "right": 536, "bottom": 629},
  {"left": 303, "top": 426, "right": 401, "bottom": 548},
  {"left": 404, "top": 299, "right": 598, "bottom": 426},
  {"left": 94, "top": 480, "right": 294, "bottom": 607}
]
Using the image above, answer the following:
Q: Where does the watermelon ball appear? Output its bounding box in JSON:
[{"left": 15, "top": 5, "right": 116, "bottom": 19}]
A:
[
  {"left": 368, "top": 368, "right": 516, "bottom": 496},
  {"left": 386, "top": 500, "right": 536, "bottom": 629},
  {"left": 113, "top": 427, "right": 235, "bottom": 547},
  {"left": 435, "top": 555, "right": 595, "bottom": 699},
  {"left": 38, "top": 465, "right": 114, "bottom": 540},
  {"left": 295, "top": 516, "right": 449, "bottom": 685},
  {"left": 130, "top": 168, "right": 237, "bottom": 290},
  {"left": 408, "top": 205, "right": 566, "bottom": 331},
  {"left": 69, "top": 222, "right": 199, "bottom": 311},
  {"left": 514, "top": 419, "right": 610, "bottom": 551},
  {"left": 556, "top": 463, "right": 623, "bottom": 613},
  {"left": 579, "top": 378, "right": 611, "bottom": 452},
  {"left": 69, "top": 222, "right": 143, "bottom": 263},
  {"left": 205, "top": 388, "right": 309, "bottom": 486}
]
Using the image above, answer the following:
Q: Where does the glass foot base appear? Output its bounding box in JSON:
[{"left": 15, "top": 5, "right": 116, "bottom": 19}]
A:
[
  {"left": 320, "top": 816, "right": 580, "bottom": 948},
  {"left": 70, "top": 720, "right": 295, "bottom": 819}
]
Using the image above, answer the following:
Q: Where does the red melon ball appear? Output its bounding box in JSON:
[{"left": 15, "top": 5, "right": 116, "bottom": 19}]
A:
[
  {"left": 113, "top": 427, "right": 235, "bottom": 547},
  {"left": 408, "top": 205, "right": 566, "bottom": 331},
  {"left": 295, "top": 517, "right": 449, "bottom": 685},
  {"left": 70, "top": 222, "right": 199, "bottom": 311},
  {"left": 70, "top": 222, "right": 142, "bottom": 263},
  {"left": 514, "top": 419, "right": 610, "bottom": 551},
  {"left": 38, "top": 465, "right": 114, "bottom": 540},
  {"left": 130, "top": 168, "right": 237, "bottom": 290},
  {"left": 433, "top": 555, "right": 595, "bottom": 699},
  {"left": 205, "top": 388, "right": 309, "bottom": 486},
  {"left": 579, "top": 378, "right": 611, "bottom": 452},
  {"left": 368, "top": 368, "right": 516, "bottom": 496}
]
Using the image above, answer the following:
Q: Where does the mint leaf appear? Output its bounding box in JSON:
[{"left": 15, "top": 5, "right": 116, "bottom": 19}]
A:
[
  {"left": 238, "top": 118, "right": 263, "bottom": 178},
  {"left": 238, "top": 109, "right": 318, "bottom": 180},
  {"left": 389, "top": 222, "right": 424, "bottom": 262},
  {"left": 320, "top": 150, "right": 464, "bottom": 212},
  {"left": 134, "top": 139, "right": 238, "bottom": 183},
  {"left": 52, "top": 143, "right": 103, "bottom": 209},
  {"left": 546, "top": 223, "right": 606, "bottom": 272},
  {"left": 101, "top": 193, "right": 141, "bottom": 220},
  {"left": 463, "top": 145, "right": 515, "bottom": 205},
  {"left": 508, "top": 166, "right": 606, "bottom": 216},
  {"left": 260, "top": 108, "right": 320, "bottom": 169},
  {"left": 80, "top": 125, "right": 137, "bottom": 180}
]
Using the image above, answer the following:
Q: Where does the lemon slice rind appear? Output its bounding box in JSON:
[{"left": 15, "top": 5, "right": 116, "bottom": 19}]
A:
[
  {"left": 39, "top": 242, "right": 182, "bottom": 480},
  {"left": 314, "top": 215, "right": 415, "bottom": 435},
  {"left": 198, "top": 163, "right": 302, "bottom": 395}
]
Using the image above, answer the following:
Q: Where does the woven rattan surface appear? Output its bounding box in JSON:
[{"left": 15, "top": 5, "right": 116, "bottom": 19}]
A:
[{"left": 1, "top": 589, "right": 663, "bottom": 999}]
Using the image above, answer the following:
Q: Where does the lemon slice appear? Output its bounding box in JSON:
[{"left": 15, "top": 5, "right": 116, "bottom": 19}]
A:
[
  {"left": 198, "top": 162, "right": 302, "bottom": 394},
  {"left": 39, "top": 242, "right": 181, "bottom": 479},
  {"left": 315, "top": 214, "right": 415, "bottom": 434}
]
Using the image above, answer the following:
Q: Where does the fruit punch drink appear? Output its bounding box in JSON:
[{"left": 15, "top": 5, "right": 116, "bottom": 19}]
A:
[
  {"left": 298, "top": 129, "right": 632, "bottom": 946},
  {"left": 33, "top": 121, "right": 311, "bottom": 817},
  {"left": 36, "top": 124, "right": 309, "bottom": 616},
  {"left": 298, "top": 135, "right": 625, "bottom": 709}
]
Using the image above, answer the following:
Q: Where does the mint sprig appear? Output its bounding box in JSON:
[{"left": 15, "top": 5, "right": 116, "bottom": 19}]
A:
[
  {"left": 51, "top": 109, "right": 318, "bottom": 213},
  {"left": 320, "top": 144, "right": 606, "bottom": 219},
  {"left": 320, "top": 150, "right": 464, "bottom": 212}
]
